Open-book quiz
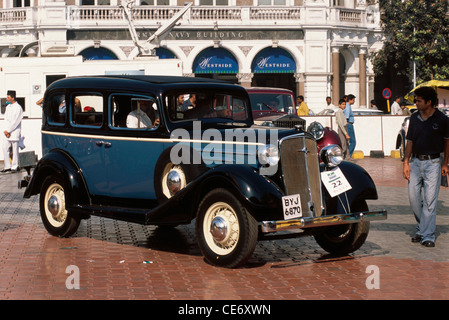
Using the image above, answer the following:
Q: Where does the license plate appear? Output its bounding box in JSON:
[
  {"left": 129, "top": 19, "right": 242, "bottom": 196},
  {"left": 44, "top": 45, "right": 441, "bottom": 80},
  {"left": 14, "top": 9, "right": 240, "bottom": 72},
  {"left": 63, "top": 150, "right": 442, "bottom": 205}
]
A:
[
  {"left": 282, "top": 194, "right": 302, "bottom": 220},
  {"left": 321, "top": 167, "right": 352, "bottom": 197}
]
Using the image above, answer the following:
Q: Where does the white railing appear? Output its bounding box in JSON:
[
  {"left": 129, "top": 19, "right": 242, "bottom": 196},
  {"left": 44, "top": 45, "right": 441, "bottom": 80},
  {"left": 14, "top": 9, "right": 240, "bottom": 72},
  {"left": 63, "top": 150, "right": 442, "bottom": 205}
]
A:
[
  {"left": 0, "top": 6, "right": 372, "bottom": 29},
  {"left": 249, "top": 7, "right": 301, "bottom": 20},
  {"left": 338, "top": 9, "right": 363, "bottom": 23},
  {"left": 65, "top": 5, "right": 370, "bottom": 26},
  {"left": 0, "top": 8, "right": 28, "bottom": 23},
  {"left": 191, "top": 7, "right": 242, "bottom": 20}
]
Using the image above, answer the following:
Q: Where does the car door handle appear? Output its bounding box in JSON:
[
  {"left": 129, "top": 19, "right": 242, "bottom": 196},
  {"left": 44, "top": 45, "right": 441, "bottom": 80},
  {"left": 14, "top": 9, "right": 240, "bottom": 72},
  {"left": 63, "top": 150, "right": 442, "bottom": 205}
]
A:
[{"left": 96, "top": 141, "right": 112, "bottom": 147}]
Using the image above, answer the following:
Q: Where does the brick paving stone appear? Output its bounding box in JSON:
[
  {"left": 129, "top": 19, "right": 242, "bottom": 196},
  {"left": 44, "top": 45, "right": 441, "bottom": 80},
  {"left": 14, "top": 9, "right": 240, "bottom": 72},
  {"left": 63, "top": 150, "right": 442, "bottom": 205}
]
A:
[{"left": 1, "top": 158, "right": 449, "bottom": 302}]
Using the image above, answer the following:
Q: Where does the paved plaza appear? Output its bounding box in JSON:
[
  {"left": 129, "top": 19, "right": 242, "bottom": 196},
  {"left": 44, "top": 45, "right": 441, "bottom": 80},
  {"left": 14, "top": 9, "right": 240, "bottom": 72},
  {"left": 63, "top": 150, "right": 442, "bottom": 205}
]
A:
[{"left": 0, "top": 157, "right": 449, "bottom": 301}]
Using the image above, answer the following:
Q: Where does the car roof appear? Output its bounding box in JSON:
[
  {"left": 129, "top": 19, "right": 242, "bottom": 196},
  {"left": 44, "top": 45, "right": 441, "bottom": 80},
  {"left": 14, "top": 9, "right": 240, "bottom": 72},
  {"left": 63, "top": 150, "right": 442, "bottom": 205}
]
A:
[
  {"left": 46, "top": 75, "right": 242, "bottom": 93},
  {"left": 246, "top": 87, "right": 294, "bottom": 94}
]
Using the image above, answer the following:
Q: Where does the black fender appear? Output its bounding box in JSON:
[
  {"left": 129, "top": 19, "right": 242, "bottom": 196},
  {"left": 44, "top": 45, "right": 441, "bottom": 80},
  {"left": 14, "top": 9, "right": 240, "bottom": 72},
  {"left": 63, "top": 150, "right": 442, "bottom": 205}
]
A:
[
  {"left": 157, "top": 164, "right": 285, "bottom": 224},
  {"left": 23, "top": 149, "right": 90, "bottom": 208},
  {"left": 321, "top": 161, "right": 378, "bottom": 215}
]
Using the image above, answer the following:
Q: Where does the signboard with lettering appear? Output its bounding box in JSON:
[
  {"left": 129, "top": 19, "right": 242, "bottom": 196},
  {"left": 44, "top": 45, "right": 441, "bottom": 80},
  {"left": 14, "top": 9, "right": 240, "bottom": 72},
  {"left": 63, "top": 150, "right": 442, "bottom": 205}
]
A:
[
  {"left": 251, "top": 48, "right": 296, "bottom": 74},
  {"left": 192, "top": 48, "right": 238, "bottom": 74}
]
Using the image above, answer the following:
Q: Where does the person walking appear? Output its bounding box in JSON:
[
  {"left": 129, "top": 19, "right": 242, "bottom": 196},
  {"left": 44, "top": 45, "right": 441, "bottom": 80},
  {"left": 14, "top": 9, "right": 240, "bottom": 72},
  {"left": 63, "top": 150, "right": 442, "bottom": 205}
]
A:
[
  {"left": 403, "top": 86, "right": 449, "bottom": 247},
  {"left": 2, "top": 90, "right": 23, "bottom": 173},
  {"left": 344, "top": 94, "right": 356, "bottom": 158},
  {"left": 335, "top": 98, "right": 350, "bottom": 160}
]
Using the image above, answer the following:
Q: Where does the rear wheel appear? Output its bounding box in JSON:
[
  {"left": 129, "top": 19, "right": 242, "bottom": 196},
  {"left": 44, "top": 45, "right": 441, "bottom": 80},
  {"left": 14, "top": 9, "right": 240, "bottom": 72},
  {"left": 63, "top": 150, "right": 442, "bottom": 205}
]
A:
[
  {"left": 313, "top": 200, "right": 370, "bottom": 255},
  {"left": 196, "top": 188, "right": 258, "bottom": 268},
  {"left": 39, "top": 175, "right": 80, "bottom": 237}
]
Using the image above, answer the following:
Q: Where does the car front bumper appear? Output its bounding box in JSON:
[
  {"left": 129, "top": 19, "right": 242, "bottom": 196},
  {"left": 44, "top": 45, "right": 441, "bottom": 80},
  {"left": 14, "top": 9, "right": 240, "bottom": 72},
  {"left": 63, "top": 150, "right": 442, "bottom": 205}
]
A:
[{"left": 260, "top": 209, "right": 387, "bottom": 233}]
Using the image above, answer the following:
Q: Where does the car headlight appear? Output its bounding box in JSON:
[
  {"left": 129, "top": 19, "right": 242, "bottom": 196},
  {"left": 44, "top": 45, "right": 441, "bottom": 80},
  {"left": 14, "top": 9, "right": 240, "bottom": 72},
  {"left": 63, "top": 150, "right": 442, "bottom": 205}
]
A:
[
  {"left": 257, "top": 144, "right": 279, "bottom": 167},
  {"left": 320, "top": 144, "right": 343, "bottom": 167},
  {"left": 307, "top": 121, "right": 325, "bottom": 140}
]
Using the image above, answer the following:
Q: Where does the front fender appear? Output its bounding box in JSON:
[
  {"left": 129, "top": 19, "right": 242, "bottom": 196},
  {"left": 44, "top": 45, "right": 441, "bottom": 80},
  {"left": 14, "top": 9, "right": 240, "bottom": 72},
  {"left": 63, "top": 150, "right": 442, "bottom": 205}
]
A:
[
  {"left": 321, "top": 161, "right": 378, "bottom": 214},
  {"left": 182, "top": 164, "right": 285, "bottom": 222},
  {"left": 23, "top": 149, "right": 90, "bottom": 206}
]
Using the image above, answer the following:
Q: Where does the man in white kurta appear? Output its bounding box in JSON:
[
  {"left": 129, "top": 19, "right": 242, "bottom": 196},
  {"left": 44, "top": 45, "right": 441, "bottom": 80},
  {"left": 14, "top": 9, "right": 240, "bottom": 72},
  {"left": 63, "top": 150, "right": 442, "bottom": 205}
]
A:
[{"left": 2, "top": 90, "right": 23, "bottom": 172}]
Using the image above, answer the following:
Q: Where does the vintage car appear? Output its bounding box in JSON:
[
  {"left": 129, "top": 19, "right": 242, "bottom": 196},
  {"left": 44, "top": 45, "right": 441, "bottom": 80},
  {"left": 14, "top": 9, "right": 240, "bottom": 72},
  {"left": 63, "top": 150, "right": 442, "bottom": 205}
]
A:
[
  {"left": 396, "top": 116, "right": 411, "bottom": 160},
  {"left": 247, "top": 87, "right": 295, "bottom": 120},
  {"left": 20, "top": 75, "right": 386, "bottom": 268},
  {"left": 246, "top": 87, "right": 342, "bottom": 151}
]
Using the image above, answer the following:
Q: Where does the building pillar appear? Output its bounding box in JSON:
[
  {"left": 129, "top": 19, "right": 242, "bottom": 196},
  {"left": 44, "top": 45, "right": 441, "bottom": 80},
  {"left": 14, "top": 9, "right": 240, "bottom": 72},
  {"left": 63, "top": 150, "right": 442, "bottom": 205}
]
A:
[
  {"left": 359, "top": 48, "right": 367, "bottom": 108},
  {"left": 294, "top": 72, "right": 305, "bottom": 98},
  {"left": 331, "top": 47, "right": 340, "bottom": 105},
  {"left": 236, "top": 73, "right": 253, "bottom": 88}
]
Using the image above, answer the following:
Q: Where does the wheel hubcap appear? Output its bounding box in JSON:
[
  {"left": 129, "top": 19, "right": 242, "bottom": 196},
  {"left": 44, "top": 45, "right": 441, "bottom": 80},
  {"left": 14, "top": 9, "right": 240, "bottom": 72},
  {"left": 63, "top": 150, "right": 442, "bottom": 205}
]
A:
[
  {"left": 210, "top": 216, "right": 228, "bottom": 242},
  {"left": 48, "top": 195, "right": 61, "bottom": 218},
  {"left": 203, "top": 202, "right": 240, "bottom": 255},
  {"left": 162, "top": 164, "right": 186, "bottom": 198},
  {"left": 45, "top": 183, "right": 67, "bottom": 227},
  {"left": 167, "top": 169, "right": 182, "bottom": 196}
]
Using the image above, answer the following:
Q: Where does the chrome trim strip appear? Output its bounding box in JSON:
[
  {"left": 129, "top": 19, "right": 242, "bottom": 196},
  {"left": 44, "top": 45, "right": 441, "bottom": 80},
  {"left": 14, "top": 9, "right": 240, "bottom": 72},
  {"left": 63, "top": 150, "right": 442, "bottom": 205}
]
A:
[
  {"left": 261, "top": 209, "right": 387, "bottom": 233},
  {"left": 41, "top": 130, "right": 265, "bottom": 146}
]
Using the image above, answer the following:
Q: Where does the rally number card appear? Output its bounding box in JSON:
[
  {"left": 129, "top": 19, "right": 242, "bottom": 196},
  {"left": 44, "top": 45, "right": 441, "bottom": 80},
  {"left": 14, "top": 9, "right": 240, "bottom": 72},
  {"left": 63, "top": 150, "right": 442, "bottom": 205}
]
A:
[{"left": 321, "top": 167, "right": 352, "bottom": 197}]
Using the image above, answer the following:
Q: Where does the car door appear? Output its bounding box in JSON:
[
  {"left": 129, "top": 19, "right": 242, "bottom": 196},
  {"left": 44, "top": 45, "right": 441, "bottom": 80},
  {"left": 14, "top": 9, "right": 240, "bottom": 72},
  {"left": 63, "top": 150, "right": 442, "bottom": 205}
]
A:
[
  {"left": 104, "top": 93, "right": 165, "bottom": 200},
  {"left": 65, "top": 92, "right": 110, "bottom": 196}
]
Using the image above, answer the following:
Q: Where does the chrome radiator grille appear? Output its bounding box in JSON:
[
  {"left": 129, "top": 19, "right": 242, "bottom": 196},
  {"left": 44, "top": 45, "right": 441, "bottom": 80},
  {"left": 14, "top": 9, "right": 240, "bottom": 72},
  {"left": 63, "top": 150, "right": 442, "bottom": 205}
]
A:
[{"left": 279, "top": 135, "right": 322, "bottom": 217}]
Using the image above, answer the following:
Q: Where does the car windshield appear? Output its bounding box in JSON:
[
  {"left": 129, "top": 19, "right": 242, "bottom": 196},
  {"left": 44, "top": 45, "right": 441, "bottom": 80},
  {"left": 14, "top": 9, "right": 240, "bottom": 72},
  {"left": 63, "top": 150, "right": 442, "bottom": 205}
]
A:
[
  {"left": 166, "top": 91, "right": 249, "bottom": 123},
  {"left": 248, "top": 93, "right": 294, "bottom": 113}
]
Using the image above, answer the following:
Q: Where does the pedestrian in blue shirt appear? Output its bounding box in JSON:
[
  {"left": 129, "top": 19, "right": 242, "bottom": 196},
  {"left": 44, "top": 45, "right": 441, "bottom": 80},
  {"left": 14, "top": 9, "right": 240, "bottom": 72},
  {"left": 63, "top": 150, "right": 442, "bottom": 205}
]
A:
[{"left": 343, "top": 94, "right": 356, "bottom": 157}]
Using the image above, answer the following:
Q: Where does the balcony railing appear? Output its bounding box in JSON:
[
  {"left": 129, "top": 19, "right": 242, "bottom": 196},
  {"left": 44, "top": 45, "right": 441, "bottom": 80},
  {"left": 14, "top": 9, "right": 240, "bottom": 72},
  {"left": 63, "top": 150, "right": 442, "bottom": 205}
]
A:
[
  {"left": 0, "top": 8, "right": 30, "bottom": 24},
  {"left": 0, "top": 6, "right": 376, "bottom": 30}
]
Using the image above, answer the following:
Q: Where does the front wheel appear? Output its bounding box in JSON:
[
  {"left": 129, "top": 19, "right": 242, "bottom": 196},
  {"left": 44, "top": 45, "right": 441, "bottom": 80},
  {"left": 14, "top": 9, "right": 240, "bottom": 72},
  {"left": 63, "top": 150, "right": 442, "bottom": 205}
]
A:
[
  {"left": 196, "top": 188, "right": 258, "bottom": 268},
  {"left": 313, "top": 200, "right": 370, "bottom": 255},
  {"left": 39, "top": 175, "right": 80, "bottom": 237}
]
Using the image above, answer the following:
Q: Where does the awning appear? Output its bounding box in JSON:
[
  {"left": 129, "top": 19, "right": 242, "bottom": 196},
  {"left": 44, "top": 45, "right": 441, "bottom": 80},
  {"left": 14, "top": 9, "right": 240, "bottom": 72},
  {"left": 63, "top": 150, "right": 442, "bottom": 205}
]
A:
[
  {"left": 405, "top": 80, "right": 449, "bottom": 102},
  {"left": 252, "top": 47, "right": 296, "bottom": 74},
  {"left": 155, "top": 47, "right": 177, "bottom": 59},
  {"left": 192, "top": 47, "right": 238, "bottom": 74},
  {"left": 79, "top": 47, "right": 118, "bottom": 60}
]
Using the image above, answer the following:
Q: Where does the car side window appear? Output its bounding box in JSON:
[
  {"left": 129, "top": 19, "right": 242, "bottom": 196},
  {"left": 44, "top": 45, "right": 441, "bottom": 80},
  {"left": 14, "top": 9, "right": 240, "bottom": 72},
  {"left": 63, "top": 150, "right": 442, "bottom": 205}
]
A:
[
  {"left": 71, "top": 93, "right": 104, "bottom": 127},
  {"left": 47, "top": 93, "right": 66, "bottom": 125},
  {"left": 110, "top": 94, "right": 159, "bottom": 130}
]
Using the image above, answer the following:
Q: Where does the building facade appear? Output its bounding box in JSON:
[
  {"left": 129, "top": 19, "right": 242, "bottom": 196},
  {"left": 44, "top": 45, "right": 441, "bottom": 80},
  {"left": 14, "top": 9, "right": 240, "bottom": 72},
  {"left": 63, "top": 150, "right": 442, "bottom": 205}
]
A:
[{"left": 0, "top": 0, "right": 383, "bottom": 115}]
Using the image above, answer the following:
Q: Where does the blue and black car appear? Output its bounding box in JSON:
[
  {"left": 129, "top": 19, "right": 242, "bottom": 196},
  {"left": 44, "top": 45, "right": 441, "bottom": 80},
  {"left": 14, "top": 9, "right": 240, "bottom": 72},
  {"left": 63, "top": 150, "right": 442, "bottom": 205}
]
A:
[{"left": 21, "top": 75, "right": 386, "bottom": 268}]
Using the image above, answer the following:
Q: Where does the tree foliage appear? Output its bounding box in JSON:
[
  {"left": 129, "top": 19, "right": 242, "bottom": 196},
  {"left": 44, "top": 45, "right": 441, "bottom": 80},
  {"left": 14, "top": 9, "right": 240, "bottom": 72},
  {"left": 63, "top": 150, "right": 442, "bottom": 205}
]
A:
[{"left": 372, "top": 0, "right": 449, "bottom": 83}]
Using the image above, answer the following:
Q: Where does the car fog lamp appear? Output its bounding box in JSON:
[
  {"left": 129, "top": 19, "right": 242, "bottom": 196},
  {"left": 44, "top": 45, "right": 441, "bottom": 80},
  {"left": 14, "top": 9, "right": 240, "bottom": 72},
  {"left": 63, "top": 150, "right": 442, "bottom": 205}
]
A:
[
  {"left": 307, "top": 121, "right": 325, "bottom": 140},
  {"left": 258, "top": 144, "right": 279, "bottom": 167},
  {"left": 320, "top": 144, "right": 343, "bottom": 167}
]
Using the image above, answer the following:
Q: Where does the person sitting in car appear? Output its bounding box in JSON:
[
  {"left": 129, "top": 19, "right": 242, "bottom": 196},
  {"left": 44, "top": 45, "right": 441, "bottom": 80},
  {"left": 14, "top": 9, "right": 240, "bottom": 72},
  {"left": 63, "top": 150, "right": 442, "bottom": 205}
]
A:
[{"left": 126, "top": 99, "right": 158, "bottom": 129}]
